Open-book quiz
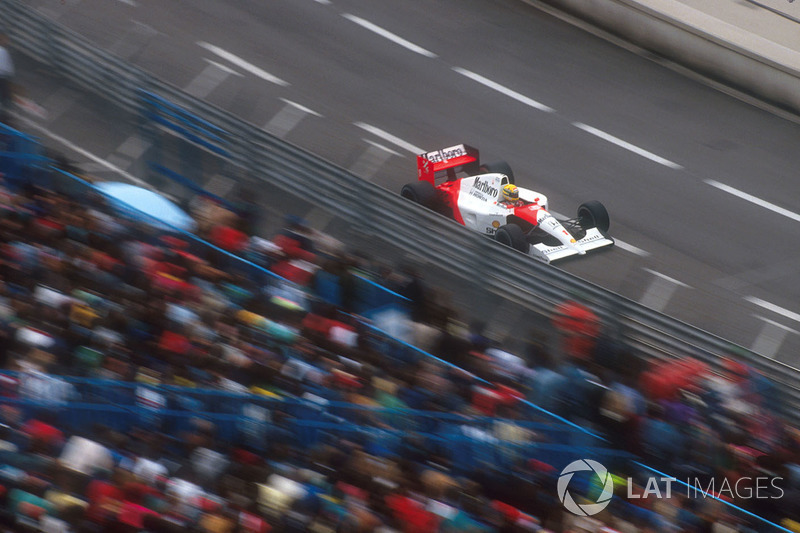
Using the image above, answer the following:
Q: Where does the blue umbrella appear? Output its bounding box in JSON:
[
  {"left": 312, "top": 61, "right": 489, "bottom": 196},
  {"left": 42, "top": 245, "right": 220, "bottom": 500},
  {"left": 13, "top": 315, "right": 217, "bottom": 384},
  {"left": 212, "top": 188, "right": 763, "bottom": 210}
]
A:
[{"left": 95, "top": 181, "right": 196, "bottom": 232}]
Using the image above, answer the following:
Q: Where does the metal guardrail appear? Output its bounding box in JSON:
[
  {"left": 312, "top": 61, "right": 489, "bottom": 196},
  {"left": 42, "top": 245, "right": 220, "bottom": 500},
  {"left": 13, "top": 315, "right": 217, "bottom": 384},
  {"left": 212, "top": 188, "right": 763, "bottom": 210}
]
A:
[{"left": 2, "top": 1, "right": 799, "bottom": 423}]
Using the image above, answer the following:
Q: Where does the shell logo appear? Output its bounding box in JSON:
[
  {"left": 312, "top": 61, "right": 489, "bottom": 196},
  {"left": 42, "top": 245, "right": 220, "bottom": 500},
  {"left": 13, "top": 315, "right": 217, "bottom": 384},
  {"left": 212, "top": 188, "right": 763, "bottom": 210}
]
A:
[
  {"left": 557, "top": 459, "right": 614, "bottom": 516},
  {"left": 492, "top": 220, "right": 500, "bottom": 228}
]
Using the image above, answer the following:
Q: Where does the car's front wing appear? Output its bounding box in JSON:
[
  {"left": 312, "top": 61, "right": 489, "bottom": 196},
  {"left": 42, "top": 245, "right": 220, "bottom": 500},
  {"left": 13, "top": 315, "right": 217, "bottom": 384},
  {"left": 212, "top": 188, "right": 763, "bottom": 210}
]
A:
[{"left": 528, "top": 228, "right": 614, "bottom": 263}]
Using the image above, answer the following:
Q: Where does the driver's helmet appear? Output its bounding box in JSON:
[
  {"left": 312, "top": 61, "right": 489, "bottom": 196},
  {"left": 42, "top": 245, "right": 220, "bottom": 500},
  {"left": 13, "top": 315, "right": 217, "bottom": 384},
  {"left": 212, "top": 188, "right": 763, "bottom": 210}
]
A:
[{"left": 502, "top": 184, "right": 519, "bottom": 203}]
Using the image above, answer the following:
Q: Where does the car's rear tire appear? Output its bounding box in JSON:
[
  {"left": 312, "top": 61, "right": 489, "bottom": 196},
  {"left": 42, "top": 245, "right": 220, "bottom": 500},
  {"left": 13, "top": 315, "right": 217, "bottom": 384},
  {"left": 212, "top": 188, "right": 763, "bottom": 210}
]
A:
[
  {"left": 577, "top": 200, "right": 610, "bottom": 232},
  {"left": 479, "top": 161, "right": 515, "bottom": 184},
  {"left": 401, "top": 181, "right": 438, "bottom": 209},
  {"left": 495, "top": 224, "right": 529, "bottom": 253}
]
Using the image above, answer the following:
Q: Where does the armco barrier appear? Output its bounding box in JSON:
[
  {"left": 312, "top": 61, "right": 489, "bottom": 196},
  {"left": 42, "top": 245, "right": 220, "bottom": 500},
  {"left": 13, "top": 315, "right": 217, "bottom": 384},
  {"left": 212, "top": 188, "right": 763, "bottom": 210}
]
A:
[
  {"left": 0, "top": 8, "right": 146, "bottom": 115},
  {"left": 2, "top": 1, "right": 800, "bottom": 424}
]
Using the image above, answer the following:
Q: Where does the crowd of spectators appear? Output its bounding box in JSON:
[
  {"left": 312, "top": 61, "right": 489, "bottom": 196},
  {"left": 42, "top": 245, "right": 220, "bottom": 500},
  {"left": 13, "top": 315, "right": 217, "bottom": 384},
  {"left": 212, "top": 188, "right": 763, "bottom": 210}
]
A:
[{"left": 0, "top": 144, "right": 799, "bottom": 533}]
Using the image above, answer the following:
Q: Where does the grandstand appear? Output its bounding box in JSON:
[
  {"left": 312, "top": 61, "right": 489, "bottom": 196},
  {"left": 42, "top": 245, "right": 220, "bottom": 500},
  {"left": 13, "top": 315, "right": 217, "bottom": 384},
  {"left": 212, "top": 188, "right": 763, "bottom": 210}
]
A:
[{"left": 1, "top": 92, "right": 799, "bottom": 533}]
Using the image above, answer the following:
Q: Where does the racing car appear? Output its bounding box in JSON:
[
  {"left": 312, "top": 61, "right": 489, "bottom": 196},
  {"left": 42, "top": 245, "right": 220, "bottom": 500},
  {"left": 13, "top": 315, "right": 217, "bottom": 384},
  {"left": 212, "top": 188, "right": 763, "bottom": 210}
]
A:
[{"left": 400, "top": 144, "right": 614, "bottom": 263}]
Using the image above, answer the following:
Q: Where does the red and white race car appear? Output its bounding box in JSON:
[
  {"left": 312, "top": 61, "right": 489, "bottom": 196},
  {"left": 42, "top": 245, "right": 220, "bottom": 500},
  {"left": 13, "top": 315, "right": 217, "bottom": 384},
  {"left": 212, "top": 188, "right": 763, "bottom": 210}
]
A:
[{"left": 400, "top": 144, "right": 614, "bottom": 263}]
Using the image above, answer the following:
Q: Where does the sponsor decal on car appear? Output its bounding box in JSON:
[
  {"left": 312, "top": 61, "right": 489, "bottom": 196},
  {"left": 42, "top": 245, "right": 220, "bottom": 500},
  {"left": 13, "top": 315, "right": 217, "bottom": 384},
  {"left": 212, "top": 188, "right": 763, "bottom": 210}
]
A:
[
  {"left": 472, "top": 177, "right": 499, "bottom": 198},
  {"left": 469, "top": 189, "right": 488, "bottom": 201},
  {"left": 537, "top": 211, "right": 560, "bottom": 230},
  {"left": 581, "top": 232, "right": 605, "bottom": 243},
  {"left": 424, "top": 144, "right": 468, "bottom": 163},
  {"left": 543, "top": 232, "right": 605, "bottom": 253}
]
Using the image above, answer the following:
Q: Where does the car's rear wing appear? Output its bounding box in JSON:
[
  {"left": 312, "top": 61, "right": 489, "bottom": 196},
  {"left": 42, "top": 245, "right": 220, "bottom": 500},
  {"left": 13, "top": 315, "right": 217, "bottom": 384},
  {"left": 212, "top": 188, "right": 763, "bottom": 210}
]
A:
[{"left": 417, "top": 144, "right": 480, "bottom": 184}]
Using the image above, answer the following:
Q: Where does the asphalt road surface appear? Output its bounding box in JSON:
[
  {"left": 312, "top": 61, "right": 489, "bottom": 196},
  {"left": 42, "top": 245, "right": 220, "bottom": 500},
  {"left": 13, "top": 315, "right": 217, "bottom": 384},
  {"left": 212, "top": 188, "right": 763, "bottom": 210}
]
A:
[{"left": 13, "top": 0, "right": 800, "bottom": 366}]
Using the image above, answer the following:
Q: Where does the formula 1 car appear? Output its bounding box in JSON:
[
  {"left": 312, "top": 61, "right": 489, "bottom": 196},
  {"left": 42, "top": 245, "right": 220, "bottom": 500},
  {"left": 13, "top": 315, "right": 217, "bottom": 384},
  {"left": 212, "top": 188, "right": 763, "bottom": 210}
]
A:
[{"left": 400, "top": 144, "right": 614, "bottom": 263}]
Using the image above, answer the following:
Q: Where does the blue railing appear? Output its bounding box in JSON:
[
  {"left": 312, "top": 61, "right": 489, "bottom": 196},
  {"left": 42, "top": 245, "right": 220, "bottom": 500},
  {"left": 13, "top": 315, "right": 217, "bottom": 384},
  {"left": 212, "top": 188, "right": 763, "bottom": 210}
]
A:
[
  {"left": 0, "top": 372, "right": 592, "bottom": 442},
  {"left": 0, "top": 393, "right": 611, "bottom": 472}
]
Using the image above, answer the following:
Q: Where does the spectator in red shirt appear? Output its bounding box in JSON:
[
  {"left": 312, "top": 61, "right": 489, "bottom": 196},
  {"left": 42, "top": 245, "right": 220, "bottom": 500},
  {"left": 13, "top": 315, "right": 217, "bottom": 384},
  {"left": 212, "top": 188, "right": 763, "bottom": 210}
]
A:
[
  {"left": 210, "top": 217, "right": 248, "bottom": 254},
  {"left": 21, "top": 410, "right": 63, "bottom": 452},
  {"left": 552, "top": 299, "right": 600, "bottom": 362},
  {"left": 85, "top": 469, "right": 127, "bottom": 527}
]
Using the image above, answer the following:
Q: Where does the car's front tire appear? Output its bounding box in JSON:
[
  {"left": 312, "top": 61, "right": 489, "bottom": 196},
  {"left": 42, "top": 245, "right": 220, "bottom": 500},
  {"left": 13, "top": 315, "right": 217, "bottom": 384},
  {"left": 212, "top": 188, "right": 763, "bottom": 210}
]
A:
[
  {"left": 495, "top": 224, "right": 529, "bottom": 253},
  {"left": 577, "top": 200, "right": 610, "bottom": 232}
]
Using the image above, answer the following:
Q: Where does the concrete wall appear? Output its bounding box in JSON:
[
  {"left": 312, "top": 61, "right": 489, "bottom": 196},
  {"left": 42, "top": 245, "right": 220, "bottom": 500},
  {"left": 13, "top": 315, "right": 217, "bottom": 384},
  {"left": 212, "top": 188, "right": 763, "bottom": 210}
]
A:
[{"left": 535, "top": 0, "right": 800, "bottom": 115}]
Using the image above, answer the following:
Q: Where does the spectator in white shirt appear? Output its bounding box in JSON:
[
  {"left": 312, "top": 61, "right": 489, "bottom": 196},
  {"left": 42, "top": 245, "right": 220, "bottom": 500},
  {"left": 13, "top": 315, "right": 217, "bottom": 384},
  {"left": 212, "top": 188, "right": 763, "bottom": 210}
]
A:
[
  {"left": 59, "top": 430, "right": 114, "bottom": 478},
  {"left": 133, "top": 454, "right": 169, "bottom": 486},
  {"left": 166, "top": 467, "right": 206, "bottom": 520}
]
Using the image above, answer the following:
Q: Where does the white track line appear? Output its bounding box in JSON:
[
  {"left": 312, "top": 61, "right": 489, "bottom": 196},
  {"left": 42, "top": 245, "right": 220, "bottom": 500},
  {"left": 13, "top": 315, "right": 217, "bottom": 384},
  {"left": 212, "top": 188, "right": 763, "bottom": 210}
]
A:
[
  {"left": 452, "top": 67, "right": 554, "bottom": 113},
  {"left": 354, "top": 123, "right": 424, "bottom": 154},
  {"left": 746, "top": 296, "right": 800, "bottom": 324},
  {"left": 350, "top": 140, "right": 400, "bottom": 178},
  {"left": 644, "top": 268, "right": 690, "bottom": 287},
  {"left": 184, "top": 59, "right": 242, "bottom": 99},
  {"left": 705, "top": 180, "right": 800, "bottom": 223},
  {"left": 573, "top": 122, "right": 683, "bottom": 170},
  {"left": 613, "top": 239, "right": 650, "bottom": 257},
  {"left": 203, "top": 58, "right": 241, "bottom": 76},
  {"left": 197, "top": 41, "right": 289, "bottom": 86},
  {"left": 342, "top": 14, "right": 437, "bottom": 58},
  {"left": 751, "top": 316, "right": 797, "bottom": 359},
  {"left": 640, "top": 269, "right": 689, "bottom": 312},
  {"left": 754, "top": 315, "right": 800, "bottom": 334},
  {"left": 280, "top": 98, "right": 322, "bottom": 117},
  {"left": 264, "top": 100, "right": 322, "bottom": 138},
  {"left": 363, "top": 139, "right": 400, "bottom": 156}
]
